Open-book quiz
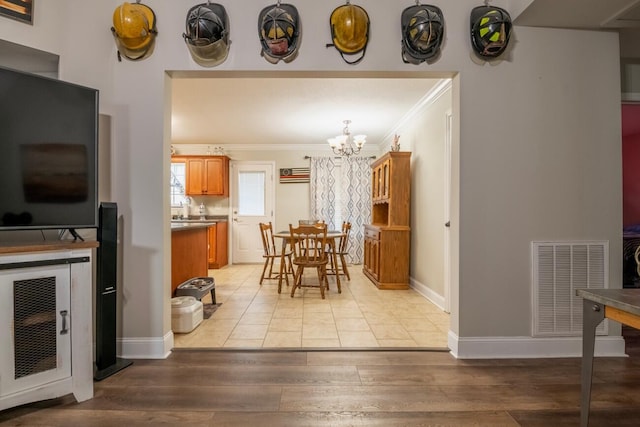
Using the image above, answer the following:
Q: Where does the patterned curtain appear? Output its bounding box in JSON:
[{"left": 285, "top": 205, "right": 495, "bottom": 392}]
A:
[
  {"left": 309, "top": 157, "right": 338, "bottom": 230},
  {"left": 340, "top": 156, "right": 371, "bottom": 264}
]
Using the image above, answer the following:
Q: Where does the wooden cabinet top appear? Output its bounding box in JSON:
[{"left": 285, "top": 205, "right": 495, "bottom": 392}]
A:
[
  {"left": 371, "top": 151, "right": 411, "bottom": 168},
  {"left": 0, "top": 240, "right": 99, "bottom": 255}
]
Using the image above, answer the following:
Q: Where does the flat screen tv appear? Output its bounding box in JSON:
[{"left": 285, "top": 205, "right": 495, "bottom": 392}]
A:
[{"left": 0, "top": 66, "right": 99, "bottom": 232}]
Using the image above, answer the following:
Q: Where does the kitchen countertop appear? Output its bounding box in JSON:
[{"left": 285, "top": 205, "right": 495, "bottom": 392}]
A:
[
  {"left": 171, "top": 216, "right": 228, "bottom": 231},
  {"left": 171, "top": 222, "right": 212, "bottom": 231}
]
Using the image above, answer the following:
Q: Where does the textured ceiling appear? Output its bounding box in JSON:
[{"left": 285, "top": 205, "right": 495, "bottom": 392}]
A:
[{"left": 514, "top": 0, "right": 640, "bottom": 29}]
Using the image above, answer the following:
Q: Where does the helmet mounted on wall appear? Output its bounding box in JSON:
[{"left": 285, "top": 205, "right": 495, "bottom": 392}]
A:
[
  {"left": 326, "top": 1, "right": 370, "bottom": 65},
  {"left": 401, "top": 3, "right": 444, "bottom": 65},
  {"left": 111, "top": 1, "right": 158, "bottom": 62},
  {"left": 183, "top": 2, "right": 230, "bottom": 67},
  {"left": 470, "top": 5, "right": 512, "bottom": 59},
  {"left": 258, "top": 2, "right": 301, "bottom": 64}
]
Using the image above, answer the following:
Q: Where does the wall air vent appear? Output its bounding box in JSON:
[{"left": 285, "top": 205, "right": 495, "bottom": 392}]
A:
[{"left": 532, "top": 241, "right": 608, "bottom": 337}]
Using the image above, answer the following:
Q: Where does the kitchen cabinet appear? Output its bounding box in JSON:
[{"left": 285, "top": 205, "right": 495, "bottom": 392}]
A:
[
  {"left": 208, "top": 221, "right": 228, "bottom": 269},
  {"left": 171, "top": 226, "right": 208, "bottom": 295},
  {"left": 363, "top": 151, "right": 411, "bottom": 290},
  {"left": 184, "top": 156, "right": 229, "bottom": 196}
]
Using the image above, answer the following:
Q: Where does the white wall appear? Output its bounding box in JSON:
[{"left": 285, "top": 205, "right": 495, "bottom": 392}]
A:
[
  {"left": 459, "top": 26, "right": 621, "bottom": 337},
  {"left": 0, "top": 0, "right": 622, "bottom": 358},
  {"left": 388, "top": 86, "right": 452, "bottom": 300}
]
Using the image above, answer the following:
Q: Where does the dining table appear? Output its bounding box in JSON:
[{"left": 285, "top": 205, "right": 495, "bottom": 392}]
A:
[
  {"left": 273, "top": 229, "right": 345, "bottom": 294},
  {"left": 577, "top": 288, "right": 640, "bottom": 426}
]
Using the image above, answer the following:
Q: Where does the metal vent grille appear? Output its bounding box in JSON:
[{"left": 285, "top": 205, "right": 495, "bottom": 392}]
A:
[
  {"left": 532, "top": 241, "right": 608, "bottom": 337},
  {"left": 14, "top": 276, "right": 57, "bottom": 379}
]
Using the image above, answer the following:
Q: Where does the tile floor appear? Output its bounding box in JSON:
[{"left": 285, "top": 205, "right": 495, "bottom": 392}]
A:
[{"left": 173, "top": 263, "right": 450, "bottom": 349}]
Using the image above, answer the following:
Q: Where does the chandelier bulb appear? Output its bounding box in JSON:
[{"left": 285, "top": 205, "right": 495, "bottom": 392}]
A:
[{"left": 327, "top": 119, "right": 366, "bottom": 157}]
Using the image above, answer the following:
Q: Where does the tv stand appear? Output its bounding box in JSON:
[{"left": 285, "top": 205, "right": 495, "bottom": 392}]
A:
[
  {"left": 0, "top": 240, "right": 98, "bottom": 411},
  {"left": 68, "top": 228, "right": 85, "bottom": 242}
]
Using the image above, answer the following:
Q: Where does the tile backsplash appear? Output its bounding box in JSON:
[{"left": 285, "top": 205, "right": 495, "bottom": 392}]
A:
[{"left": 171, "top": 196, "right": 229, "bottom": 218}]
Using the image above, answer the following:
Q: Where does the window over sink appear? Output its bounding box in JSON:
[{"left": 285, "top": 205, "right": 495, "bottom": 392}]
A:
[{"left": 170, "top": 160, "right": 186, "bottom": 207}]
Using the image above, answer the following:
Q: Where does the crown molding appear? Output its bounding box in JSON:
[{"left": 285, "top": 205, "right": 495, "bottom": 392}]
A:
[
  {"left": 171, "top": 143, "right": 382, "bottom": 156},
  {"left": 381, "top": 78, "right": 452, "bottom": 143}
]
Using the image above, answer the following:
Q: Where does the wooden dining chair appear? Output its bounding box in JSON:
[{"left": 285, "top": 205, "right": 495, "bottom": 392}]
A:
[
  {"left": 326, "top": 221, "right": 352, "bottom": 281},
  {"left": 297, "top": 220, "right": 325, "bottom": 254},
  {"left": 298, "top": 219, "right": 325, "bottom": 225},
  {"left": 259, "top": 222, "right": 293, "bottom": 288},
  {"left": 289, "top": 223, "right": 330, "bottom": 299}
]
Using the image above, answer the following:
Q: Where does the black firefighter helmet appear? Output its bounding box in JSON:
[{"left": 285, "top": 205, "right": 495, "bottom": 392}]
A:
[
  {"left": 183, "top": 3, "right": 230, "bottom": 67},
  {"left": 401, "top": 4, "right": 444, "bottom": 65},
  {"left": 258, "top": 3, "right": 301, "bottom": 64},
  {"left": 470, "top": 5, "right": 512, "bottom": 59}
]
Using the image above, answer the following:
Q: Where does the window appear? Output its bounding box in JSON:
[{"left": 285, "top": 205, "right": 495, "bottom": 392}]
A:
[
  {"left": 170, "top": 161, "right": 186, "bottom": 207},
  {"left": 238, "top": 171, "right": 265, "bottom": 216}
]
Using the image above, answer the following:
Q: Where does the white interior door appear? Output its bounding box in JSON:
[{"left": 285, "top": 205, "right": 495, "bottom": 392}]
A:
[{"left": 230, "top": 161, "right": 275, "bottom": 263}]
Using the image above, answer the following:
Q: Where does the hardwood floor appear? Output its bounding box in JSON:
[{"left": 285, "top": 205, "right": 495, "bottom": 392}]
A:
[
  {"left": 2, "top": 346, "right": 640, "bottom": 426},
  {"left": 2, "top": 268, "right": 638, "bottom": 425}
]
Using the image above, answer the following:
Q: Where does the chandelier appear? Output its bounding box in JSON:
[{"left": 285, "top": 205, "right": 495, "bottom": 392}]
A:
[{"left": 327, "top": 119, "right": 366, "bottom": 157}]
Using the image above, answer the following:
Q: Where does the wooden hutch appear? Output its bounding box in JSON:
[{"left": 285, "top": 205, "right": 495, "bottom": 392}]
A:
[{"left": 363, "top": 151, "right": 411, "bottom": 289}]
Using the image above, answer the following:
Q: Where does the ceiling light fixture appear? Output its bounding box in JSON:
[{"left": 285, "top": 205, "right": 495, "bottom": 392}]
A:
[{"left": 327, "top": 119, "right": 366, "bottom": 157}]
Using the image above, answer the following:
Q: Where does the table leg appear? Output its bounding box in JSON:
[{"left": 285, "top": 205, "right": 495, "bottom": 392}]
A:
[
  {"left": 277, "top": 239, "right": 287, "bottom": 294},
  {"left": 580, "top": 298, "right": 605, "bottom": 427},
  {"left": 330, "top": 238, "right": 341, "bottom": 293}
]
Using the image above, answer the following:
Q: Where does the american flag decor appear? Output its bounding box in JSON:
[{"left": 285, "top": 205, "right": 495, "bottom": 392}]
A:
[{"left": 279, "top": 167, "right": 310, "bottom": 183}]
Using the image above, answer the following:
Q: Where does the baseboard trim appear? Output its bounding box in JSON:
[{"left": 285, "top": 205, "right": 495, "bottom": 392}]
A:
[
  {"left": 410, "top": 278, "right": 445, "bottom": 311},
  {"left": 448, "top": 331, "right": 627, "bottom": 359},
  {"left": 118, "top": 331, "right": 174, "bottom": 359}
]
